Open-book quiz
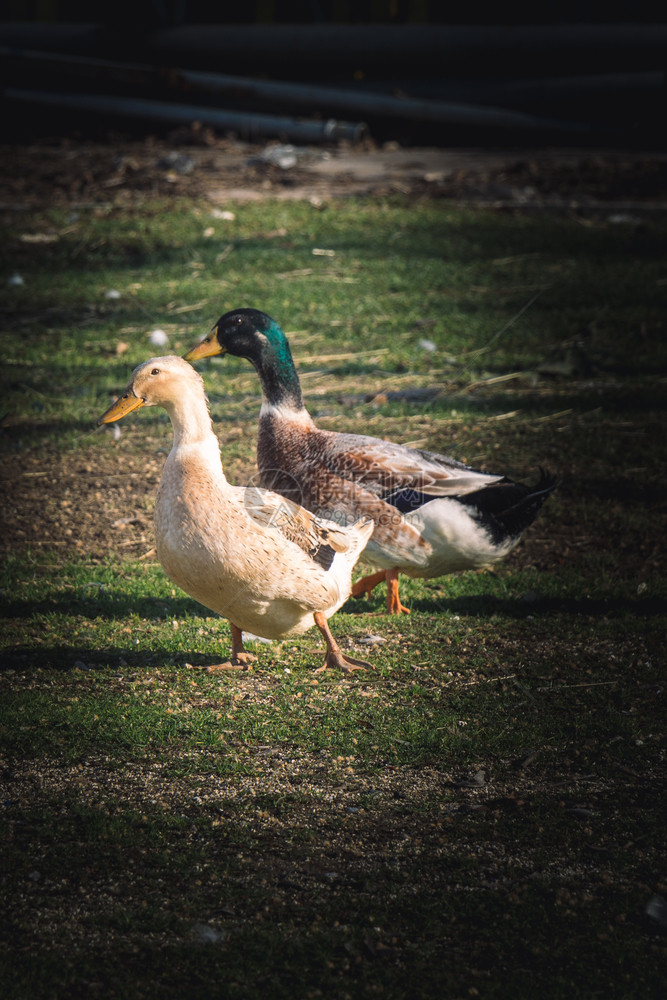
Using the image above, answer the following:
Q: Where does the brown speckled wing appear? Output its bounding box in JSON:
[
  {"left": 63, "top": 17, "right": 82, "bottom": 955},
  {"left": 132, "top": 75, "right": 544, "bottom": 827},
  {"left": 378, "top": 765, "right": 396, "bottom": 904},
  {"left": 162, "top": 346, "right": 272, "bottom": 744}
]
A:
[
  {"left": 256, "top": 417, "right": 433, "bottom": 564},
  {"left": 258, "top": 414, "right": 499, "bottom": 504},
  {"left": 306, "top": 471, "right": 431, "bottom": 565},
  {"left": 243, "top": 488, "right": 355, "bottom": 572},
  {"left": 318, "top": 430, "right": 501, "bottom": 497}
]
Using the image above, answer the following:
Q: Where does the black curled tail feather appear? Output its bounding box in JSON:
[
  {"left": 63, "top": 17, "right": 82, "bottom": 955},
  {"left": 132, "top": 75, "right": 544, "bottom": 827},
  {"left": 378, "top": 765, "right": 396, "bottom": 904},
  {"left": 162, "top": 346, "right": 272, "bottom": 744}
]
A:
[
  {"left": 459, "top": 468, "right": 558, "bottom": 546},
  {"left": 380, "top": 469, "right": 557, "bottom": 547}
]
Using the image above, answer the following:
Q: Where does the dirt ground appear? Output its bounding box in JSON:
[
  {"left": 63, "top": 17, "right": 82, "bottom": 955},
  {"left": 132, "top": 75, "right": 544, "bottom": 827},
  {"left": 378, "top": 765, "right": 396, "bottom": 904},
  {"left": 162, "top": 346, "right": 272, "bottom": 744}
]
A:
[{"left": 2, "top": 130, "right": 667, "bottom": 210}]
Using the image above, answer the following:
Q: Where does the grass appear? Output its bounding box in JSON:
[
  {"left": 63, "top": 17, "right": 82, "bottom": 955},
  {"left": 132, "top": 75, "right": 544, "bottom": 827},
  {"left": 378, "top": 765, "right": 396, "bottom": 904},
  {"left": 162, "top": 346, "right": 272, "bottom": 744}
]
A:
[
  {"left": 4, "top": 198, "right": 666, "bottom": 443},
  {"left": 1, "top": 190, "right": 666, "bottom": 998}
]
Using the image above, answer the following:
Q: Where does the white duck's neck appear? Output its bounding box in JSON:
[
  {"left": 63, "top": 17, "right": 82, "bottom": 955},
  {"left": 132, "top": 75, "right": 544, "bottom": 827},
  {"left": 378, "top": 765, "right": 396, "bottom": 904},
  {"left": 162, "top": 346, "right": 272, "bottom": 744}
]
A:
[{"left": 161, "top": 385, "right": 223, "bottom": 471}]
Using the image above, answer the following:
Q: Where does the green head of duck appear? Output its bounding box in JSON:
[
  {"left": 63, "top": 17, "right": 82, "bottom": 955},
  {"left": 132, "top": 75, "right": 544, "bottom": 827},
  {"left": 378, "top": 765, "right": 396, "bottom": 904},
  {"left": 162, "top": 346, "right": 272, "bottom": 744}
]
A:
[{"left": 213, "top": 308, "right": 304, "bottom": 410}]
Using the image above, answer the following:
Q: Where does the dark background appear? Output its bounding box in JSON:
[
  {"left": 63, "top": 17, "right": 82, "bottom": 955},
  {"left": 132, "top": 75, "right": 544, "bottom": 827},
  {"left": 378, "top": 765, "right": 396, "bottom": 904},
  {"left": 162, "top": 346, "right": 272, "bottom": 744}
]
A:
[{"left": 2, "top": 3, "right": 666, "bottom": 148}]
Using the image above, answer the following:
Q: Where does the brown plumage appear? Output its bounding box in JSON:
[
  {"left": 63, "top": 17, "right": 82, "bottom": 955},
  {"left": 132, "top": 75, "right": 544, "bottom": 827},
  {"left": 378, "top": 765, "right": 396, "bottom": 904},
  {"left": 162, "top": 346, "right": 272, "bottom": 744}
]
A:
[{"left": 185, "top": 309, "right": 557, "bottom": 614}]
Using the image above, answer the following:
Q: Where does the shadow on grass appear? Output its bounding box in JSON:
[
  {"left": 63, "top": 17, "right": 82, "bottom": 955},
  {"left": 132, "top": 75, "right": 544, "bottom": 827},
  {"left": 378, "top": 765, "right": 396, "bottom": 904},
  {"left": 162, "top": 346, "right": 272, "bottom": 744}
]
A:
[
  {"left": 4, "top": 585, "right": 666, "bottom": 632},
  {"left": 2, "top": 592, "right": 200, "bottom": 618},
  {"left": 346, "top": 593, "right": 667, "bottom": 619},
  {"left": 0, "top": 642, "right": 226, "bottom": 673},
  {"left": 416, "top": 385, "right": 667, "bottom": 418}
]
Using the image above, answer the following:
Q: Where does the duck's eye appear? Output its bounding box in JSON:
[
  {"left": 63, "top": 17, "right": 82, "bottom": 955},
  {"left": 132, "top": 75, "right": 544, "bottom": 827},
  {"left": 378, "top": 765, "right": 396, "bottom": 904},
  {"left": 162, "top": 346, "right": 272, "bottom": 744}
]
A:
[
  {"left": 234, "top": 315, "right": 243, "bottom": 325},
  {"left": 151, "top": 368, "right": 160, "bottom": 375}
]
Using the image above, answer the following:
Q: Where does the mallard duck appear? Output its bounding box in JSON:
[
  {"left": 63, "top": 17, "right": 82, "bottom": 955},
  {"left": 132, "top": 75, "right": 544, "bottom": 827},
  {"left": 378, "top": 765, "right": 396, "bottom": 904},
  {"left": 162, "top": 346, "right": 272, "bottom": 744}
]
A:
[
  {"left": 185, "top": 309, "right": 557, "bottom": 614},
  {"left": 97, "top": 356, "right": 374, "bottom": 672}
]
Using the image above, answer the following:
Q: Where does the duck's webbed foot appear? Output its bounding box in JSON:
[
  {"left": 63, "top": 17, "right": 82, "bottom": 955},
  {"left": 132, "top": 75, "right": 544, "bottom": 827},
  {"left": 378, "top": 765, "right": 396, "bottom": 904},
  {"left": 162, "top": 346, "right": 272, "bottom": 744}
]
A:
[
  {"left": 204, "top": 623, "right": 257, "bottom": 672},
  {"left": 205, "top": 651, "right": 258, "bottom": 673},
  {"left": 317, "top": 649, "right": 371, "bottom": 674},
  {"left": 313, "top": 611, "right": 371, "bottom": 674}
]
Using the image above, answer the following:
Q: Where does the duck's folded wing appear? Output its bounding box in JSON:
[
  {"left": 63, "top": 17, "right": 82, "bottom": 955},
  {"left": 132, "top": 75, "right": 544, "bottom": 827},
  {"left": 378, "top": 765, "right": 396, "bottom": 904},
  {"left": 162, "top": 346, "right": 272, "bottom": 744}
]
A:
[
  {"left": 243, "top": 486, "right": 360, "bottom": 571},
  {"left": 320, "top": 431, "right": 502, "bottom": 497},
  {"left": 307, "top": 473, "right": 433, "bottom": 569}
]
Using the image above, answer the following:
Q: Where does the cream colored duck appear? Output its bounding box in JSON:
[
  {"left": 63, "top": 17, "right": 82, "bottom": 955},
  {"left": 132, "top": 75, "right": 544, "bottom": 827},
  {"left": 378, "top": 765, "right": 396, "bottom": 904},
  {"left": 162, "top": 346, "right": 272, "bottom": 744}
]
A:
[
  {"left": 97, "top": 356, "right": 374, "bottom": 672},
  {"left": 185, "top": 309, "right": 557, "bottom": 614}
]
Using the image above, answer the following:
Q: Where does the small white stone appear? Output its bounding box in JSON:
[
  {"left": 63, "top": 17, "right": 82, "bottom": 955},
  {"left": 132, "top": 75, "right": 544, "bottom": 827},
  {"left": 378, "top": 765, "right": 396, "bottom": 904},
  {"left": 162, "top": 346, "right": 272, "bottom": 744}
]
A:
[
  {"left": 105, "top": 289, "right": 121, "bottom": 300},
  {"left": 358, "top": 634, "right": 386, "bottom": 645},
  {"left": 191, "top": 922, "right": 226, "bottom": 944},
  {"left": 149, "top": 329, "right": 169, "bottom": 347},
  {"left": 8, "top": 273, "right": 24, "bottom": 286}
]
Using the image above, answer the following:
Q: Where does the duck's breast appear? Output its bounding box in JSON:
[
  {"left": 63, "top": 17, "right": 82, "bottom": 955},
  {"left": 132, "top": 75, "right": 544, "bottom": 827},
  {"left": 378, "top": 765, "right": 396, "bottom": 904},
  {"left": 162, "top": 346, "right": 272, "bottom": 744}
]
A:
[{"left": 153, "top": 455, "right": 340, "bottom": 638}]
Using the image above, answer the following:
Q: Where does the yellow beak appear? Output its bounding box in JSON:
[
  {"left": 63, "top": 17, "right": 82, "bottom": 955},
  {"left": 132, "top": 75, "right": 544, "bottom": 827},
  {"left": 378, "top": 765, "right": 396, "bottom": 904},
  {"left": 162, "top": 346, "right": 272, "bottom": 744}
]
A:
[
  {"left": 97, "top": 392, "right": 145, "bottom": 425},
  {"left": 183, "top": 330, "right": 225, "bottom": 362}
]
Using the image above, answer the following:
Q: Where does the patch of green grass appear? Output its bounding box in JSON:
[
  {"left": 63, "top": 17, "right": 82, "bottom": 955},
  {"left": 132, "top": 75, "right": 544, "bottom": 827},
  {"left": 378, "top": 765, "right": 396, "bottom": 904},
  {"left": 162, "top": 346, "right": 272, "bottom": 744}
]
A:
[{"left": 3, "top": 198, "right": 666, "bottom": 449}]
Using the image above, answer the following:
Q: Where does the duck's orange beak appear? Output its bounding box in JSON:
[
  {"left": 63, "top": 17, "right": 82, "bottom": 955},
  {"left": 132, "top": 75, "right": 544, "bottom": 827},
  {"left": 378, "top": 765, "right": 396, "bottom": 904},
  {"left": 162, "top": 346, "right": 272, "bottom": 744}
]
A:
[
  {"left": 183, "top": 329, "right": 224, "bottom": 362},
  {"left": 97, "top": 391, "right": 145, "bottom": 425}
]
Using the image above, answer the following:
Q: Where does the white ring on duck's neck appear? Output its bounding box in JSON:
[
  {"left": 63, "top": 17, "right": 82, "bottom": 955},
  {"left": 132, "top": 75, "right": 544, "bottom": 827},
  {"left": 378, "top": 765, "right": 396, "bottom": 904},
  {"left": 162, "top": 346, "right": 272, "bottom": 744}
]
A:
[{"left": 260, "top": 400, "right": 314, "bottom": 427}]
